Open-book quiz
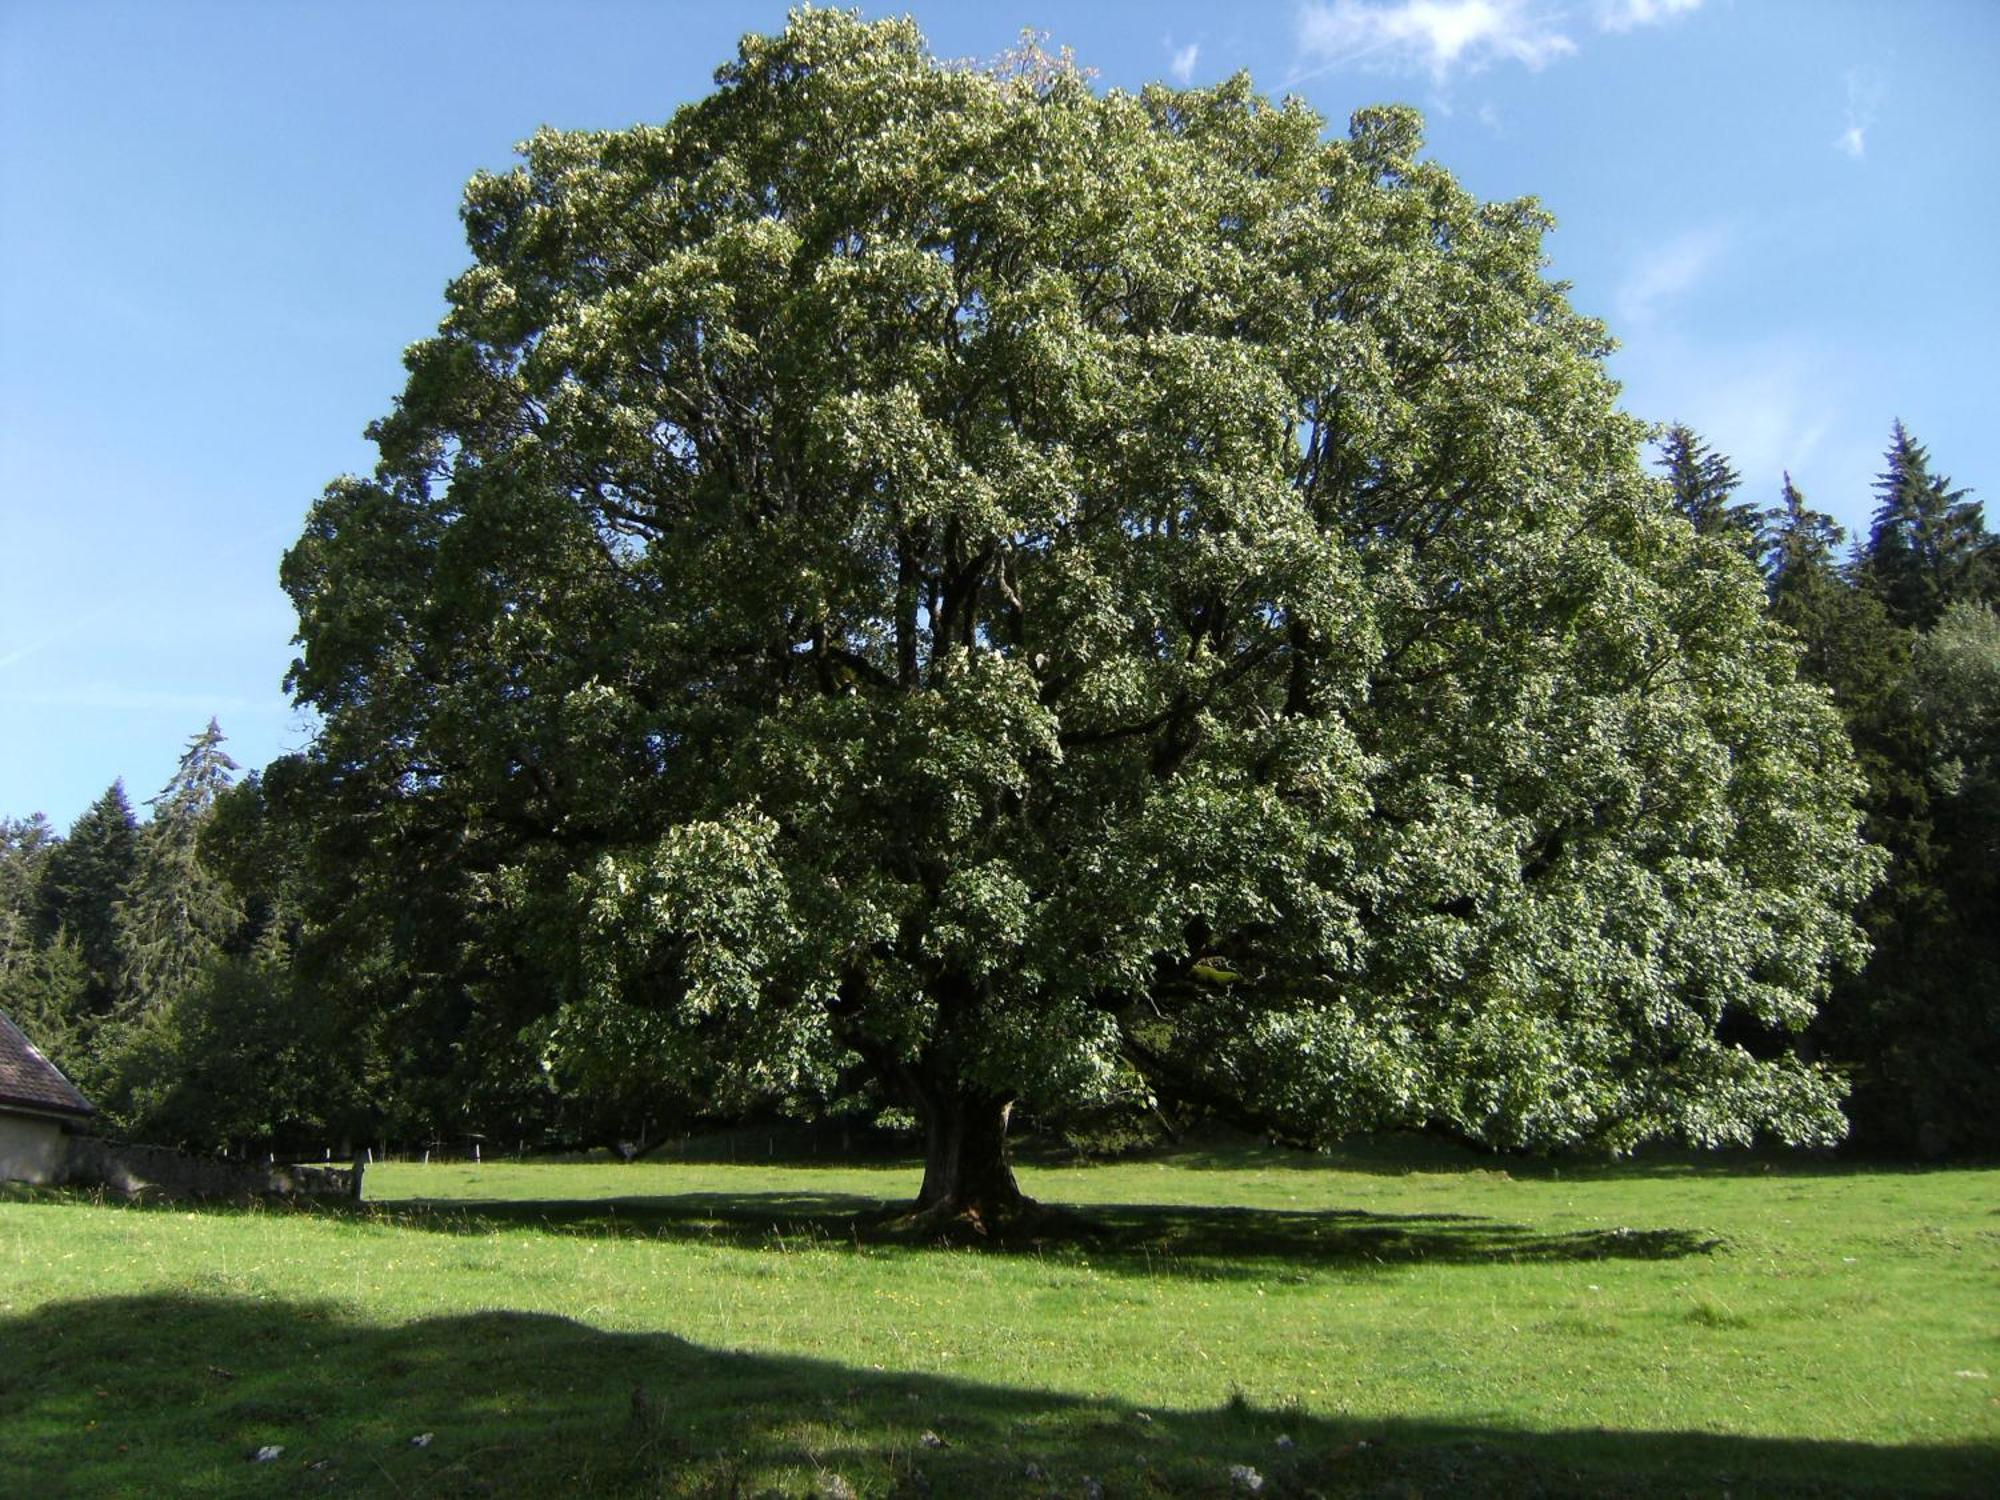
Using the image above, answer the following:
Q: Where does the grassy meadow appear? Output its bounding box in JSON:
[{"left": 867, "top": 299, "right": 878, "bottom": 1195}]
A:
[{"left": 1, "top": 1136, "right": 1995, "bottom": 1496}]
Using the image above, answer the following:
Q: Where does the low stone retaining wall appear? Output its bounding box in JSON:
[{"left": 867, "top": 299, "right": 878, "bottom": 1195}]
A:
[{"left": 61, "top": 1136, "right": 359, "bottom": 1201}]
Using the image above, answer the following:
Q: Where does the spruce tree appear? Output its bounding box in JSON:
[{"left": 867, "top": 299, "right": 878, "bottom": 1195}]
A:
[
  {"left": 1771, "top": 445, "right": 2000, "bottom": 1154},
  {"left": 1861, "top": 421, "right": 1993, "bottom": 630},
  {"left": 0, "top": 816, "right": 91, "bottom": 1081},
  {"left": 1656, "top": 424, "right": 1767, "bottom": 562},
  {"left": 1766, "top": 475, "right": 1842, "bottom": 598},
  {"left": 117, "top": 720, "right": 243, "bottom": 1008},
  {"left": 1765, "top": 473, "right": 1857, "bottom": 672},
  {"left": 36, "top": 783, "right": 140, "bottom": 1015},
  {"left": 1854, "top": 602, "right": 2000, "bottom": 1153},
  {"left": 0, "top": 932, "right": 89, "bottom": 1078},
  {"left": 1, "top": 814, "right": 59, "bottom": 991},
  {"left": 1762, "top": 477, "right": 1923, "bottom": 979}
]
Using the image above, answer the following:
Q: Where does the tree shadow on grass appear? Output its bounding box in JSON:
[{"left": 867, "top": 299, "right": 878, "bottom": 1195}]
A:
[
  {"left": 1, "top": 1292, "right": 1988, "bottom": 1498},
  {"left": 1131, "top": 1132, "right": 1933, "bottom": 1182},
  {"left": 353, "top": 1190, "right": 1724, "bottom": 1278}
]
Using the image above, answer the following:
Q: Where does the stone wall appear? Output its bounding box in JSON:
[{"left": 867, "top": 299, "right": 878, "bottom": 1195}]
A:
[{"left": 59, "top": 1136, "right": 359, "bottom": 1201}]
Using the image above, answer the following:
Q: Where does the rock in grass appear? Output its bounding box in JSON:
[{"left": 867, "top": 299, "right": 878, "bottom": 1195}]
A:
[
  {"left": 1229, "top": 1463, "right": 1265, "bottom": 1493},
  {"left": 816, "top": 1475, "right": 857, "bottom": 1500},
  {"left": 253, "top": 1445, "right": 283, "bottom": 1463},
  {"left": 919, "top": 1429, "right": 945, "bottom": 1448}
]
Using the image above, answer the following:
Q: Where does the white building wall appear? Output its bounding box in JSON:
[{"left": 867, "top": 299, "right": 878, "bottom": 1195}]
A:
[{"left": 0, "top": 1112, "right": 68, "bottom": 1184}]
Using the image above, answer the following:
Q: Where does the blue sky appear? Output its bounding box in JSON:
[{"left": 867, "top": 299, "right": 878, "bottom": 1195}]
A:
[{"left": 3, "top": 0, "right": 1996, "bottom": 831}]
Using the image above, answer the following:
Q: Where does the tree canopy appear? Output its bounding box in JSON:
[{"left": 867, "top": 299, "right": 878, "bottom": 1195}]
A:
[{"left": 282, "top": 11, "right": 1876, "bottom": 1218}]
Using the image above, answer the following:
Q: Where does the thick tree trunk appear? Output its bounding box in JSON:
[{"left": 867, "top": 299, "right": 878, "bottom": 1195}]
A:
[{"left": 914, "top": 1089, "right": 1026, "bottom": 1225}]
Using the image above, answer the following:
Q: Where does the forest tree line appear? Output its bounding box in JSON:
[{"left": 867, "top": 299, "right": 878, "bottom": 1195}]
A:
[{"left": 2, "top": 419, "right": 1995, "bottom": 1159}]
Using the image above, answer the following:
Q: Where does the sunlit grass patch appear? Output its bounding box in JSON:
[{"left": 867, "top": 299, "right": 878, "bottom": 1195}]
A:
[
  {"left": 1683, "top": 1296, "right": 1753, "bottom": 1330},
  {"left": 1, "top": 1140, "right": 1995, "bottom": 1495}
]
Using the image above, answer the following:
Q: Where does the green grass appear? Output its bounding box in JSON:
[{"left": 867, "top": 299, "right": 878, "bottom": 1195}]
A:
[{"left": 1, "top": 1137, "right": 1995, "bottom": 1496}]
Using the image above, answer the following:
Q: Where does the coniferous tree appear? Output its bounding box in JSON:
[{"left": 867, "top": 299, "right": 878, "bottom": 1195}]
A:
[
  {"left": 1914, "top": 605, "right": 2000, "bottom": 949},
  {"left": 1769, "top": 435, "right": 2000, "bottom": 1155},
  {"left": 1, "top": 816, "right": 90, "bottom": 1080},
  {"left": 117, "top": 720, "right": 242, "bottom": 1008},
  {"left": 1657, "top": 423, "right": 1767, "bottom": 562},
  {"left": 1851, "top": 601, "right": 2000, "bottom": 1153},
  {"left": 1764, "top": 474, "right": 1911, "bottom": 733},
  {"left": 1738, "top": 463, "right": 1932, "bottom": 1149},
  {"left": 1861, "top": 421, "right": 1993, "bottom": 630},
  {"left": 36, "top": 782, "right": 140, "bottom": 1016},
  {"left": 1765, "top": 475, "right": 1869, "bottom": 679},
  {"left": 1767, "top": 474, "right": 1842, "bottom": 598},
  {"left": 1762, "top": 475, "right": 1930, "bottom": 1124},
  {"left": 1799, "top": 621, "right": 1943, "bottom": 1149},
  {"left": 0, "top": 932, "right": 89, "bottom": 1075},
  {"left": 201, "top": 774, "right": 305, "bottom": 958},
  {"left": 0, "top": 814, "right": 57, "bottom": 988}
]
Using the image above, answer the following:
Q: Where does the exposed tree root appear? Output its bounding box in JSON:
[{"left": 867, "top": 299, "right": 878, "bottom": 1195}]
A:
[{"left": 871, "top": 1192, "right": 1091, "bottom": 1247}]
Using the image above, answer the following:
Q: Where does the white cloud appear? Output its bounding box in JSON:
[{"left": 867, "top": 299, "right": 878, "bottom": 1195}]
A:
[
  {"left": 1293, "top": 0, "right": 1711, "bottom": 81},
  {"left": 1593, "top": 0, "right": 1701, "bottom": 33},
  {"left": 1836, "top": 69, "right": 1882, "bottom": 161},
  {"left": 1295, "top": 1, "right": 1576, "bottom": 81},
  {"left": 1615, "top": 225, "right": 1731, "bottom": 327},
  {"left": 1167, "top": 40, "right": 1200, "bottom": 85}
]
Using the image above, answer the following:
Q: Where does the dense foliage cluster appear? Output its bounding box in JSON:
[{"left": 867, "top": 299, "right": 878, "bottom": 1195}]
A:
[{"left": 2, "top": 16, "right": 1988, "bottom": 1180}]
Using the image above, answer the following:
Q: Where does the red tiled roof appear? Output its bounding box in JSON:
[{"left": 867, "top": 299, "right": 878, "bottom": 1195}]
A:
[{"left": 0, "top": 1009, "right": 94, "bottom": 1118}]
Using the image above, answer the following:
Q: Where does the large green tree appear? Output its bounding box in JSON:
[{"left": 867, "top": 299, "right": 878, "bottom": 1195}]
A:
[{"left": 284, "top": 13, "right": 1875, "bottom": 1220}]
